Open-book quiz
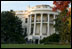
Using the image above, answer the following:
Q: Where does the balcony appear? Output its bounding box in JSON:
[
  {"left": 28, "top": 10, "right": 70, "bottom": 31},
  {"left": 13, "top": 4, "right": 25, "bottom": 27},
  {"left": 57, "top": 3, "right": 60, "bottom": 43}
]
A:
[
  {"left": 42, "top": 33, "right": 47, "bottom": 35},
  {"left": 49, "top": 19, "right": 54, "bottom": 24},
  {"left": 43, "top": 20, "right": 48, "bottom": 22},
  {"left": 35, "top": 33, "right": 40, "bottom": 35},
  {"left": 32, "top": 19, "right": 54, "bottom": 22},
  {"left": 31, "top": 20, "right": 41, "bottom": 22},
  {"left": 32, "top": 20, "right": 48, "bottom": 23},
  {"left": 36, "top": 20, "right": 41, "bottom": 22},
  {"left": 50, "top": 19, "right": 53, "bottom": 22}
]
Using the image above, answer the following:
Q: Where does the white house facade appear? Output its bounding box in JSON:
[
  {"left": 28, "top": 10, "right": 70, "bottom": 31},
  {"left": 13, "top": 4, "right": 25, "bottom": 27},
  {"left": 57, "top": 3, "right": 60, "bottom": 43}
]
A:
[{"left": 15, "top": 5, "right": 59, "bottom": 44}]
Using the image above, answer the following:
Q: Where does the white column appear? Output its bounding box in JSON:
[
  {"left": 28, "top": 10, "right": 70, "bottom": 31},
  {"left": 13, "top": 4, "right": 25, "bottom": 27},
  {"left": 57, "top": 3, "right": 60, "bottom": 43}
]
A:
[
  {"left": 33, "top": 14, "right": 36, "bottom": 35},
  {"left": 38, "top": 39, "right": 40, "bottom": 44},
  {"left": 33, "top": 39, "right": 35, "bottom": 44},
  {"left": 29, "top": 14, "right": 32, "bottom": 35},
  {"left": 54, "top": 14, "right": 56, "bottom": 33},
  {"left": 47, "top": 14, "right": 50, "bottom": 36},
  {"left": 40, "top": 13, "right": 43, "bottom": 36},
  {"left": 54, "top": 14, "right": 56, "bottom": 24},
  {"left": 28, "top": 16, "right": 30, "bottom": 35}
]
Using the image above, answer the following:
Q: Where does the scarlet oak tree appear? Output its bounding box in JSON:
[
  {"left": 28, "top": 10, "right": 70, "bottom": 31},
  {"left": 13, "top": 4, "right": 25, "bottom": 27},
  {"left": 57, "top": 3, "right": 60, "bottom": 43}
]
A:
[
  {"left": 53, "top": 1, "right": 71, "bottom": 44},
  {"left": 53, "top": 1, "right": 71, "bottom": 11}
]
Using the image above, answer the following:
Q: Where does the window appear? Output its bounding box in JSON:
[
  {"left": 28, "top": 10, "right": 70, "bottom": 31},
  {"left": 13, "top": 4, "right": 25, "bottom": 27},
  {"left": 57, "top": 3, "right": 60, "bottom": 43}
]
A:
[
  {"left": 24, "top": 27, "right": 27, "bottom": 33},
  {"left": 30, "top": 27, "right": 33, "bottom": 35},
  {"left": 25, "top": 18, "right": 27, "bottom": 23}
]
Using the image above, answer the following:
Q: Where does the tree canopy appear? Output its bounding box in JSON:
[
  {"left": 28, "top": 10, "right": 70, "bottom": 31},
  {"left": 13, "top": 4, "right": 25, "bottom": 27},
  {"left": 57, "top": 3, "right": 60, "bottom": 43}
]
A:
[
  {"left": 1, "top": 10, "right": 25, "bottom": 44},
  {"left": 53, "top": 1, "right": 71, "bottom": 44}
]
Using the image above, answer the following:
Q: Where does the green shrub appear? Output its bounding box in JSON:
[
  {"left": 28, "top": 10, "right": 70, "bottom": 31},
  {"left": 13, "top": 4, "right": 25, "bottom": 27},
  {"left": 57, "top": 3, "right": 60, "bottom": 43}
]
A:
[{"left": 40, "top": 33, "right": 60, "bottom": 44}]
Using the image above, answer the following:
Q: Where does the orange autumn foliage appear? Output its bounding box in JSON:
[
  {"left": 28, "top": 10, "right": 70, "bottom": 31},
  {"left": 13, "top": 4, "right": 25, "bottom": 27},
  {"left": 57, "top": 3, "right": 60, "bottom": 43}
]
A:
[
  {"left": 53, "top": 1, "right": 71, "bottom": 11},
  {"left": 53, "top": 1, "right": 71, "bottom": 22},
  {"left": 61, "top": 8, "right": 71, "bottom": 22},
  {"left": 67, "top": 8, "right": 71, "bottom": 16},
  {"left": 67, "top": 8, "right": 71, "bottom": 27}
]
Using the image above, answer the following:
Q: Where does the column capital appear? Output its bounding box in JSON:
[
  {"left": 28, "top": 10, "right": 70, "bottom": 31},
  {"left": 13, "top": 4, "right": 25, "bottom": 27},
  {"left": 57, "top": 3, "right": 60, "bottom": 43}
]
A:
[
  {"left": 40, "top": 13, "right": 43, "bottom": 15},
  {"left": 54, "top": 14, "right": 56, "bottom": 16},
  {"left": 29, "top": 14, "right": 32, "bottom": 17},
  {"left": 34, "top": 13, "right": 36, "bottom": 15}
]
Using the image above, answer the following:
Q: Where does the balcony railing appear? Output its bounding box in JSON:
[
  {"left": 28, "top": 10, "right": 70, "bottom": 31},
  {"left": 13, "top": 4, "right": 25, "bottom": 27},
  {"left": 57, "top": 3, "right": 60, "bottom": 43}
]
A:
[
  {"left": 32, "top": 19, "right": 54, "bottom": 22},
  {"left": 35, "top": 33, "right": 40, "bottom": 35},
  {"left": 31, "top": 20, "right": 48, "bottom": 22},
  {"left": 42, "top": 33, "right": 47, "bottom": 35},
  {"left": 36, "top": 20, "right": 41, "bottom": 22},
  {"left": 42, "top": 20, "right": 48, "bottom": 22},
  {"left": 49, "top": 19, "right": 54, "bottom": 22}
]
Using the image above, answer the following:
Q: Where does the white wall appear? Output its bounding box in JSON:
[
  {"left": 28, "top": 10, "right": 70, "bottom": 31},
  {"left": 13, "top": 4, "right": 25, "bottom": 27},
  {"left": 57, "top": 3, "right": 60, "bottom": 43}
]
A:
[
  {"left": 36, "top": 15, "right": 41, "bottom": 21},
  {"left": 49, "top": 24, "right": 55, "bottom": 35},
  {"left": 42, "top": 23, "right": 47, "bottom": 35},
  {"left": 35, "top": 24, "right": 40, "bottom": 35}
]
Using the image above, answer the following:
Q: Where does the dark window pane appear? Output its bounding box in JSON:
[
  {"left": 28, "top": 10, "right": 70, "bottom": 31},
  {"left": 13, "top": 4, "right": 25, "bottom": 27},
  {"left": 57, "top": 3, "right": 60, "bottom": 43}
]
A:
[{"left": 25, "top": 18, "right": 27, "bottom": 23}]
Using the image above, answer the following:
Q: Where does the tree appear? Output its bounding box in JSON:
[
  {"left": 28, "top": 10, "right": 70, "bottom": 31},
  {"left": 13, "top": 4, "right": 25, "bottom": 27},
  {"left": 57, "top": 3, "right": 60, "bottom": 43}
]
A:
[
  {"left": 1, "top": 10, "right": 25, "bottom": 44},
  {"left": 67, "top": 8, "right": 71, "bottom": 43},
  {"left": 53, "top": 1, "right": 71, "bottom": 44},
  {"left": 40, "top": 33, "right": 60, "bottom": 44},
  {"left": 53, "top": 1, "right": 71, "bottom": 12}
]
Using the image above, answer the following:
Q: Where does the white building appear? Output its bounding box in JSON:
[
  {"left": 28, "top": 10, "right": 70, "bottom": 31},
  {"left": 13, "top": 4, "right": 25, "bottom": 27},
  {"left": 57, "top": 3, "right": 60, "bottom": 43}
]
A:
[{"left": 15, "top": 5, "right": 59, "bottom": 44}]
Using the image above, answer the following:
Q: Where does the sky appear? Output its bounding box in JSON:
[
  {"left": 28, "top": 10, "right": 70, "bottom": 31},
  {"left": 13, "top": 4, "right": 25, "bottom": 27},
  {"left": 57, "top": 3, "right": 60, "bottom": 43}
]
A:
[
  {"left": 1, "top": 1, "right": 54, "bottom": 11},
  {"left": 1, "top": 1, "right": 71, "bottom": 11}
]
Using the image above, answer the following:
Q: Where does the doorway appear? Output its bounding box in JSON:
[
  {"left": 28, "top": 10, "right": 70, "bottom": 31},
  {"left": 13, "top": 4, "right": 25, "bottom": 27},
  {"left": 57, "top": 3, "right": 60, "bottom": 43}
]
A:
[{"left": 35, "top": 39, "right": 38, "bottom": 44}]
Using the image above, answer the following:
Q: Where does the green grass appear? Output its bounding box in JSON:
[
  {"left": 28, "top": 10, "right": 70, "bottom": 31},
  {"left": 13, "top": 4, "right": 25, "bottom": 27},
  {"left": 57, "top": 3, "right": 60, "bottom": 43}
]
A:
[{"left": 1, "top": 44, "right": 71, "bottom": 48}]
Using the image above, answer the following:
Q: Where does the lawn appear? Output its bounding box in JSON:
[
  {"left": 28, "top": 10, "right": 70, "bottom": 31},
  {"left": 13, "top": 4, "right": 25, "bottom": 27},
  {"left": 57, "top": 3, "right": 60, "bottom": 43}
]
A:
[{"left": 1, "top": 44, "right": 71, "bottom": 48}]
